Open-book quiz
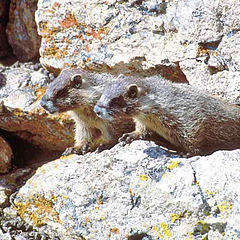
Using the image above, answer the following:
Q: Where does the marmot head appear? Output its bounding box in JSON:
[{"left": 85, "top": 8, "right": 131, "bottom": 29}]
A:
[
  {"left": 40, "top": 69, "right": 100, "bottom": 114},
  {"left": 94, "top": 77, "right": 145, "bottom": 120}
]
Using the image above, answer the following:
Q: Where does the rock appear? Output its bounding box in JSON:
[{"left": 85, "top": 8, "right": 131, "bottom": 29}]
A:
[
  {"left": 0, "top": 229, "right": 11, "bottom": 240},
  {"left": 180, "top": 30, "right": 240, "bottom": 104},
  {"left": 0, "top": 135, "right": 12, "bottom": 173},
  {"left": 0, "top": 0, "right": 10, "bottom": 57},
  {"left": 6, "top": 0, "right": 40, "bottom": 61},
  {"left": 0, "top": 64, "right": 74, "bottom": 151},
  {"left": 13, "top": 141, "right": 240, "bottom": 239},
  {"left": 35, "top": 0, "right": 240, "bottom": 102},
  {"left": 35, "top": 0, "right": 188, "bottom": 81},
  {"left": 0, "top": 186, "right": 9, "bottom": 208}
]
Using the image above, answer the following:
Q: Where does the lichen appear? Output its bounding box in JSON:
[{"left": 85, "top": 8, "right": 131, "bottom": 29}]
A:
[
  {"left": 170, "top": 211, "right": 188, "bottom": 223},
  {"left": 160, "top": 222, "right": 171, "bottom": 238},
  {"left": 15, "top": 195, "right": 61, "bottom": 227},
  {"left": 217, "top": 201, "right": 232, "bottom": 213},
  {"left": 193, "top": 220, "right": 210, "bottom": 236},
  {"left": 151, "top": 222, "right": 171, "bottom": 239},
  {"left": 139, "top": 174, "right": 148, "bottom": 181},
  {"left": 166, "top": 160, "right": 180, "bottom": 170}
]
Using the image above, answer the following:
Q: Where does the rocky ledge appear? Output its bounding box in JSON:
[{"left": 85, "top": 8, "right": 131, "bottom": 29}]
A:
[{"left": 1, "top": 141, "right": 240, "bottom": 239}]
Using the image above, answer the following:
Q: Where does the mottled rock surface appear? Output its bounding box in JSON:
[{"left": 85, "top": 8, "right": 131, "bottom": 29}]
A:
[
  {"left": 0, "top": 135, "right": 12, "bottom": 173},
  {"left": 36, "top": 0, "right": 240, "bottom": 103},
  {"left": 12, "top": 141, "right": 240, "bottom": 240},
  {"left": 0, "top": 63, "right": 74, "bottom": 151},
  {"left": 0, "top": 0, "right": 10, "bottom": 57},
  {"left": 6, "top": 0, "right": 40, "bottom": 61}
]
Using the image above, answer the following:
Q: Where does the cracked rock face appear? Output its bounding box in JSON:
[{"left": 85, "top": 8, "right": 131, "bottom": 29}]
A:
[
  {"left": 36, "top": 0, "right": 240, "bottom": 103},
  {"left": 13, "top": 141, "right": 240, "bottom": 239}
]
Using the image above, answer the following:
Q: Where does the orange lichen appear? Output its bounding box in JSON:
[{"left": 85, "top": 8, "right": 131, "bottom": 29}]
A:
[
  {"left": 52, "top": 2, "right": 61, "bottom": 9},
  {"left": 110, "top": 227, "right": 120, "bottom": 234},
  {"left": 60, "top": 13, "right": 79, "bottom": 29},
  {"left": 85, "top": 44, "right": 90, "bottom": 52},
  {"left": 35, "top": 86, "right": 47, "bottom": 101}
]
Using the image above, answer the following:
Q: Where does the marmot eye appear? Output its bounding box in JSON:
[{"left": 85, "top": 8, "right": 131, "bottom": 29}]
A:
[
  {"left": 127, "top": 84, "right": 138, "bottom": 99},
  {"left": 71, "top": 74, "right": 82, "bottom": 88}
]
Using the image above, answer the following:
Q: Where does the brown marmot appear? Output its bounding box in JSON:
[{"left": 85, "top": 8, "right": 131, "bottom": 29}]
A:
[
  {"left": 94, "top": 76, "right": 240, "bottom": 156},
  {"left": 40, "top": 68, "right": 135, "bottom": 155}
]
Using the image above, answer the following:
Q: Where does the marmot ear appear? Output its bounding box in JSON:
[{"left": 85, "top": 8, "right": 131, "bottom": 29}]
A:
[
  {"left": 71, "top": 74, "right": 82, "bottom": 88},
  {"left": 126, "top": 84, "right": 139, "bottom": 99}
]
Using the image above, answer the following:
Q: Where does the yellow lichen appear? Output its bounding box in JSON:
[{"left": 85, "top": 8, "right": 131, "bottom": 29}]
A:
[
  {"left": 13, "top": 109, "right": 25, "bottom": 117},
  {"left": 171, "top": 212, "right": 184, "bottom": 223},
  {"left": 171, "top": 211, "right": 191, "bottom": 223},
  {"left": 60, "top": 154, "right": 75, "bottom": 160},
  {"left": 194, "top": 220, "right": 210, "bottom": 235},
  {"left": 188, "top": 232, "right": 194, "bottom": 240},
  {"left": 205, "top": 190, "right": 217, "bottom": 196},
  {"left": 160, "top": 222, "right": 172, "bottom": 238},
  {"left": 158, "top": 232, "right": 164, "bottom": 239},
  {"left": 166, "top": 160, "right": 180, "bottom": 170},
  {"left": 139, "top": 174, "right": 148, "bottom": 181},
  {"left": 217, "top": 201, "right": 232, "bottom": 213},
  {"left": 152, "top": 225, "right": 158, "bottom": 231},
  {"left": 15, "top": 195, "right": 61, "bottom": 227},
  {"left": 161, "top": 172, "right": 170, "bottom": 179}
]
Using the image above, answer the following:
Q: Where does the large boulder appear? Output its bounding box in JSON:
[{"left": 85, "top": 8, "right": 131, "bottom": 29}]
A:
[
  {"left": 36, "top": 0, "right": 240, "bottom": 103},
  {"left": 13, "top": 141, "right": 240, "bottom": 239},
  {"left": 6, "top": 0, "right": 41, "bottom": 61}
]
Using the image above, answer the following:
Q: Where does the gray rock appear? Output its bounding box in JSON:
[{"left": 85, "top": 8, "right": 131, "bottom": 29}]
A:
[
  {"left": 0, "top": 66, "right": 74, "bottom": 151},
  {"left": 13, "top": 141, "right": 240, "bottom": 239},
  {"left": 6, "top": 0, "right": 40, "bottom": 61},
  {"left": 0, "top": 229, "right": 11, "bottom": 240}
]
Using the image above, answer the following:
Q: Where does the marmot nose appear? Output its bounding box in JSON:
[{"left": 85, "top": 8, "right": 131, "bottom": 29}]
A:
[
  {"left": 94, "top": 105, "right": 113, "bottom": 120},
  {"left": 94, "top": 105, "right": 103, "bottom": 117}
]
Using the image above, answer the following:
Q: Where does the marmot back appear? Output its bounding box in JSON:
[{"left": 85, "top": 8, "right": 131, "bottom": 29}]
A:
[
  {"left": 41, "top": 68, "right": 134, "bottom": 155},
  {"left": 94, "top": 77, "right": 240, "bottom": 156}
]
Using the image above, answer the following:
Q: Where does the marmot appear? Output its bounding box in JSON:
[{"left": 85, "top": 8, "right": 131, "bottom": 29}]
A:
[
  {"left": 40, "top": 68, "right": 135, "bottom": 155},
  {"left": 94, "top": 76, "right": 240, "bottom": 156}
]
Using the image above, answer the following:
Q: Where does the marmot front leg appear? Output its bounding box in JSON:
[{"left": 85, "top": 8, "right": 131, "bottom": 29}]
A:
[
  {"left": 119, "top": 119, "right": 147, "bottom": 145},
  {"left": 62, "top": 116, "right": 92, "bottom": 156}
]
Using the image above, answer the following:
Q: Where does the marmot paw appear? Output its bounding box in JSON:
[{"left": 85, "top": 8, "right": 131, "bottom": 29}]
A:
[
  {"left": 62, "top": 144, "right": 90, "bottom": 156},
  {"left": 119, "top": 132, "right": 139, "bottom": 146}
]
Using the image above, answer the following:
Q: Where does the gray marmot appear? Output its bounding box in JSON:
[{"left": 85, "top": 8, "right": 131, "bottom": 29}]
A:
[
  {"left": 40, "top": 68, "right": 134, "bottom": 155},
  {"left": 94, "top": 76, "right": 240, "bottom": 156}
]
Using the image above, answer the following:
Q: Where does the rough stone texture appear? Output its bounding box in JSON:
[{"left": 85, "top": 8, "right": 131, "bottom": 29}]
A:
[
  {"left": 12, "top": 141, "right": 240, "bottom": 240},
  {"left": 36, "top": 0, "right": 240, "bottom": 103},
  {"left": 35, "top": 0, "right": 188, "bottom": 82},
  {"left": 0, "top": 135, "right": 12, "bottom": 173},
  {"left": 0, "top": 0, "right": 10, "bottom": 57},
  {"left": 0, "top": 64, "right": 74, "bottom": 151},
  {"left": 6, "top": 0, "right": 41, "bottom": 61}
]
